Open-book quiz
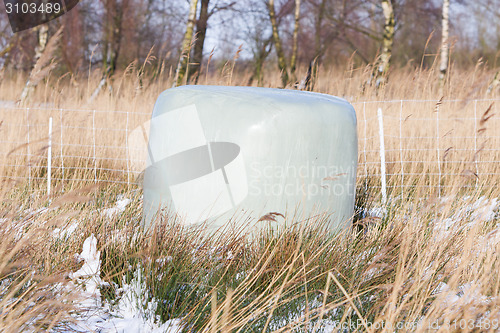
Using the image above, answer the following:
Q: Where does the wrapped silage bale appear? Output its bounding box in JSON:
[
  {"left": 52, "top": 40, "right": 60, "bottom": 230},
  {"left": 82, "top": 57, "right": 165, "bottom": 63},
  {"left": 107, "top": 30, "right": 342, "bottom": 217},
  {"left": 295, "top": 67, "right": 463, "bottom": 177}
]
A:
[{"left": 142, "top": 86, "right": 357, "bottom": 232}]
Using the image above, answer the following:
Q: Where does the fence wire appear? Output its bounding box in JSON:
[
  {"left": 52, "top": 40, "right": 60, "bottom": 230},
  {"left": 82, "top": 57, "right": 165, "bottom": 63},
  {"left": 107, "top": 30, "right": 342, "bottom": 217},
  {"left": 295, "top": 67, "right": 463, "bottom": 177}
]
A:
[
  {"left": 353, "top": 99, "right": 500, "bottom": 197},
  {"left": 1, "top": 99, "right": 499, "bottom": 196}
]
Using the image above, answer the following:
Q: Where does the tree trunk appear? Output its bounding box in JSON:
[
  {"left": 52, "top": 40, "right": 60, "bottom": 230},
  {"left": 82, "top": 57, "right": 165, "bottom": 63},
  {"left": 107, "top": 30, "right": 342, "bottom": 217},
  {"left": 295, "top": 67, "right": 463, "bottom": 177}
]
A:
[
  {"left": 174, "top": 0, "right": 199, "bottom": 87},
  {"left": 439, "top": 0, "right": 450, "bottom": 93},
  {"left": 268, "top": 0, "right": 289, "bottom": 88},
  {"left": 136, "top": 0, "right": 155, "bottom": 64},
  {"left": 35, "top": 24, "right": 49, "bottom": 65},
  {"left": 373, "top": 0, "right": 395, "bottom": 86},
  {"left": 290, "top": 0, "right": 301, "bottom": 83},
  {"left": 90, "top": 0, "right": 127, "bottom": 102},
  {"left": 189, "top": 0, "right": 209, "bottom": 84},
  {"left": 0, "top": 36, "right": 15, "bottom": 81},
  {"left": 103, "top": 0, "right": 126, "bottom": 77},
  {"left": 248, "top": 37, "right": 273, "bottom": 86},
  {"left": 304, "top": 0, "right": 326, "bottom": 91},
  {"left": 0, "top": 39, "right": 15, "bottom": 59},
  {"left": 20, "top": 24, "right": 49, "bottom": 103}
]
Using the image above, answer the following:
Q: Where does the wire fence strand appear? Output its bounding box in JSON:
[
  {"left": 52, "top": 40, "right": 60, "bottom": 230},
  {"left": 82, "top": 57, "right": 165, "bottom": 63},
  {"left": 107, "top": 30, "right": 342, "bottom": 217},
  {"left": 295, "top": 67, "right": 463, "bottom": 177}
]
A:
[{"left": 1, "top": 99, "right": 499, "bottom": 196}]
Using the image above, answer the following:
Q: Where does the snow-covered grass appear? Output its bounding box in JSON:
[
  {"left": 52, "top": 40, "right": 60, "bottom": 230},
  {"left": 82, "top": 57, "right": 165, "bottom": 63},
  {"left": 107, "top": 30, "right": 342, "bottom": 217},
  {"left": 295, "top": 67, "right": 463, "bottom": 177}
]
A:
[
  {"left": 1, "top": 180, "right": 500, "bottom": 332},
  {"left": 67, "top": 234, "right": 181, "bottom": 332}
]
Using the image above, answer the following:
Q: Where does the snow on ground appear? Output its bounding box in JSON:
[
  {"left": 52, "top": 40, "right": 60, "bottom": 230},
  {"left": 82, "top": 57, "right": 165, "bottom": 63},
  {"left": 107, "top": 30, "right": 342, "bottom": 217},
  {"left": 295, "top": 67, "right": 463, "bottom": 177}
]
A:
[
  {"left": 53, "top": 222, "right": 79, "bottom": 240},
  {"left": 365, "top": 196, "right": 500, "bottom": 310},
  {"left": 66, "top": 234, "right": 182, "bottom": 333},
  {"left": 42, "top": 195, "right": 498, "bottom": 331},
  {"left": 51, "top": 196, "right": 132, "bottom": 241},
  {"left": 366, "top": 206, "right": 387, "bottom": 218},
  {"left": 102, "top": 197, "right": 131, "bottom": 219},
  {"left": 363, "top": 196, "right": 499, "bottom": 232},
  {"left": 70, "top": 235, "right": 103, "bottom": 303},
  {"left": 433, "top": 281, "right": 497, "bottom": 317},
  {"left": 440, "top": 196, "right": 499, "bottom": 228},
  {"left": 431, "top": 196, "right": 499, "bottom": 242}
]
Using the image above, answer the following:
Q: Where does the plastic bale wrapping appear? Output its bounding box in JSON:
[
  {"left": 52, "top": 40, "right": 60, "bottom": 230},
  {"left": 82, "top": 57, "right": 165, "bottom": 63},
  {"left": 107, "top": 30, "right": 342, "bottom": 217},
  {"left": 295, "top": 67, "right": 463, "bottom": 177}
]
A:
[{"left": 140, "top": 86, "right": 358, "bottom": 232}]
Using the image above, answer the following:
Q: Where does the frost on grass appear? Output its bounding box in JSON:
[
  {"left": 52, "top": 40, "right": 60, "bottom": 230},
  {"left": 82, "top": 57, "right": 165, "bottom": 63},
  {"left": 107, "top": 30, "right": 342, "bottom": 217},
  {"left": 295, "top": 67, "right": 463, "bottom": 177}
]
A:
[
  {"left": 102, "top": 197, "right": 131, "bottom": 219},
  {"left": 53, "top": 196, "right": 132, "bottom": 241},
  {"left": 68, "top": 234, "right": 181, "bottom": 333},
  {"left": 53, "top": 222, "right": 79, "bottom": 240},
  {"left": 434, "top": 282, "right": 500, "bottom": 320},
  {"left": 437, "top": 196, "right": 499, "bottom": 231}
]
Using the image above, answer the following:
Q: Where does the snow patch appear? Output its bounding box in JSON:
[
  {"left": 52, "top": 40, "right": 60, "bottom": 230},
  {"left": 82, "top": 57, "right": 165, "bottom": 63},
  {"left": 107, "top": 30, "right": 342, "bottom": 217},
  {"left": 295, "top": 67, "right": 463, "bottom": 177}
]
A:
[
  {"left": 69, "top": 234, "right": 104, "bottom": 310},
  {"left": 434, "top": 196, "right": 499, "bottom": 236},
  {"left": 53, "top": 222, "right": 78, "bottom": 240},
  {"left": 367, "top": 207, "right": 386, "bottom": 218},
  {"left": 435, "top": 282, "right": 493, "bottom": 314},
  {"left": 68, "top": 234, "right": 182, "bottom": 332},
  {"left": 102, "top": 197, "right": 131, "bottom": 219}
]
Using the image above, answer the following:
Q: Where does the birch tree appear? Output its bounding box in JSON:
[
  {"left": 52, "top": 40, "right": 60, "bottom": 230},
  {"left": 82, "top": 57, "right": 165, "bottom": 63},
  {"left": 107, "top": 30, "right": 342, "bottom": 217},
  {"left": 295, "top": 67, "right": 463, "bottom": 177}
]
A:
[
  {"left": 174, "top": 0, "right": 199, "bottom": 87},
  {"left": 189, "top": 0, "right": 210, "bottom": 84},
  {"left": 244, "top": 0, "right": 274, "bottom": 86},
  {"left": 290, "top": 0, "right": 301, "bottom": 82},
  {"left": 268, "top": 0, "right": 289, "bottom": 88},
  {"left": 20, "top": 24, "right": 50, "bottom": 103},
  {"left": 35, "top": 25, "right": 49, "bottom": 65},
  {"left": 372, "top": 0, "right": 395, "bottom": 86},
  {"left": 0, "top": 37, "right": 14, "bottom": 60},
  {"left": 102, "top": 0, "right": 128, "bottom": 78},
  {"left": 90, "top": 0, "right": 129, "bottom": 102},
  {"left": 302, "top": 0, "right": 327, "bottom": 91},
  {"left": 439, "top": 0, "right": 450, "bottom": 92},
  {"left": 0, "top": 14, "right": 11, "bottom": 52},
  {"left": 188, "top": 1, "right": 237, "bottom": 84}
]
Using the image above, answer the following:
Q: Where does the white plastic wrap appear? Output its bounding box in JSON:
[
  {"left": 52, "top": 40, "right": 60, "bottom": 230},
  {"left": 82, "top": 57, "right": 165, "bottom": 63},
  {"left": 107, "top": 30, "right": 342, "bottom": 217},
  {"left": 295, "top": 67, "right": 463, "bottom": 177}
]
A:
[{"left": 142, "top": 86, "right": 358, "bottom": 231}]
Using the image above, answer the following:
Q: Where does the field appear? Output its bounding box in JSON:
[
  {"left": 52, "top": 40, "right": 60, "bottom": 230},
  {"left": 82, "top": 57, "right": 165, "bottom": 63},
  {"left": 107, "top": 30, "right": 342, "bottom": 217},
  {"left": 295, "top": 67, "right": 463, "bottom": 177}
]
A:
[{"left": 1, "top": 62, "right": 500, "bottom": 332}]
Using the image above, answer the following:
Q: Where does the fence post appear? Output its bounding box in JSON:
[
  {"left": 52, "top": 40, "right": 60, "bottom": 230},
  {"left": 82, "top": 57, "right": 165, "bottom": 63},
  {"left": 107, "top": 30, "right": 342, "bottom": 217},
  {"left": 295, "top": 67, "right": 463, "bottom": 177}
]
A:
[
  {"left": 436, "top": 102, "right": 441, "bottom": 197},
  {"left": 47, "top": 117, "right": 52, "bottom": 198},
  {"left": 26, "top": 107, "right": 31, "bottom": 188},
  {"left": 399, "top": 100, "right": 404, "bottom": 196},
  {"left": 92, "top": 109, "right": 97, "bottom": 183},
  {"left": 377, "top": 108, "right": 387, "bottom": 205},
  {"left": 126, "top": 111, "right": 130, "bottom": 187},
  {"left": 473, "top": 99, "right": 479, "bottom": 181},
  {"left": 60, "top": 108, "right": 64, "bottom": 189},
  {"left": 363, "top": 102, "right": 368, "bottom": 191}
]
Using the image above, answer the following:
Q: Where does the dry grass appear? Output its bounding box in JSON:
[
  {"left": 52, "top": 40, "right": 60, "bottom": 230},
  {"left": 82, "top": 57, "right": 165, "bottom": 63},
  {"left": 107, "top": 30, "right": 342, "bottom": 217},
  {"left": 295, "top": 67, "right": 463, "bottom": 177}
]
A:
[{"left": 0, "top": 59, "right": 500, "bottom": 331}]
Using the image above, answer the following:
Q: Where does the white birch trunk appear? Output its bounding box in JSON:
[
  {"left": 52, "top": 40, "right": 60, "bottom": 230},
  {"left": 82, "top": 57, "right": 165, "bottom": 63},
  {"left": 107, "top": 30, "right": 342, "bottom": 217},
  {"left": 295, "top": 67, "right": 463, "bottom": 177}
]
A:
[
  {"left": 290, "top": 0, "right": 301, "bottom": 82},
  {"left": 439, "top": 0, "right": 450, "bottom": 91},
  {"left": 370, "top": 0, "right": 394, "bottom": 88},
  {"left": 269, "top": 0, "right": 289, "bottom": 88},
  {"left": 378, "top": 0, "right": 394, "bottom": 79},
  {"left": 20, "top": 24, "right": 49, "bottom": 104},
  {"left": 174, "top": 0, "right": 199, "bottom": 87}
]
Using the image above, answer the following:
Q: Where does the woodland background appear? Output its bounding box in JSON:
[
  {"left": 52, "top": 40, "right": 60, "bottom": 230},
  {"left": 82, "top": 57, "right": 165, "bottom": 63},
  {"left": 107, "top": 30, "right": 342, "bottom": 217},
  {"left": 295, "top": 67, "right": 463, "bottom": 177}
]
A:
[{"left": 0, "top": 0, "right": 499, "bottom": 95}]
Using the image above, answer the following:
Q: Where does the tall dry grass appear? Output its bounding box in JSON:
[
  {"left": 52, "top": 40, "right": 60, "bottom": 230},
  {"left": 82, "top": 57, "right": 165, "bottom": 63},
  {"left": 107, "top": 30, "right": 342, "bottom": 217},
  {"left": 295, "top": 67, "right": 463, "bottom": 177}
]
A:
[
  {"left": 1, "top": 179, "right": 499, "bottom": 331},
  {"left": 1, "top": 61, "right": 499, "bottom": 196},
  {"left": 0, "top": 58, "right": 500, "bottom": 331}
]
